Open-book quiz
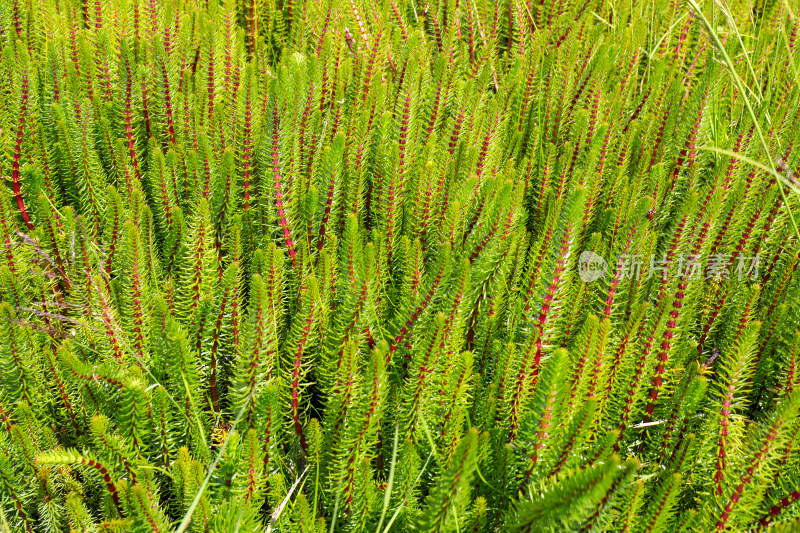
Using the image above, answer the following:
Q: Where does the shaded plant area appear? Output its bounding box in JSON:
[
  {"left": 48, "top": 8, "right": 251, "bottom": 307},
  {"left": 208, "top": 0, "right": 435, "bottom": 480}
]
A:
[{"left": 1, "top": 0, "right": 800, "bottom": 531}]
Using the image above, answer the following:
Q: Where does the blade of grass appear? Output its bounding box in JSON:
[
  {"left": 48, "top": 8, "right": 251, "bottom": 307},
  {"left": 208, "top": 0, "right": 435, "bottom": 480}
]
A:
[
  {"left": 174, "top": 391, "right": 252, "bottom": 533},
  {"left": 266, "top": 464, "right": 311, "bottom": 533},
  {"left": 698, "top": 146, "right": 800, "bottom": 196},
  {"left": 645, "top": 12, "right": 689, "bottom": 60},
  {"left": 687, "top": 0, "right": 800, "bottom": 243},
  {"left": 328, "top": 477, "right": 343, "bottom": 533},
  {"left": 0, "top": 506, "right": 9, "bottom": 533},
  {"left": 715, "top": 0, "right": 763, "bottom": 103},
  {"left": 375, "top": 423, "right": 400, "bottom": 533},
  {"left": 181, "top": 372, "right": 210, "bottom": 459},
  {"left": 313, "top": 449, "right": 320, "bottom": 522},
  {"left": 419, "top": 410, "right": 439, "bottom": 459},
  {"left": 381, "top": 452, "right": 434, "bottom": 533},
  {"left": 465, "top": 413, "right": 502, "bottom": 495}
]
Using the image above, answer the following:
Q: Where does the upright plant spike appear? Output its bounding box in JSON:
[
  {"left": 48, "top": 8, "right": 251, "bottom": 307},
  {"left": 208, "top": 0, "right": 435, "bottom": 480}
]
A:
[
  {"left": 507, "top": 454, "right": 633, "bottom": 532},
  {"left": 702, "top": 321, "right": 762, "bottom": 495},
  {"left": 0, "top": 303, "right": 38, "bottom": 405},
  {"left": 284, "top": 274, "right": 322, "bottom": 453},
  {"left": 36, "top": 448, "right": 126, "bottom": 517},
  {"left": 519, "top": 346, "right": 569, "bottom": 480},
  {"left": 638, "top": 473, "right": 683, "bottom": 533},
  {"left": 176, "top": 197, "right": 218, "bottom": 321},
  {"left": 119, "top": 220, "right": 151, "bottom": 361},
  {"left": 6, "top": 48, "right": 35, "bottom": 231},
  {"left": 231, "top": 268, "right": 280, "bottom": 427},
  {"left": 415, "top": 427, "right": 479, "bottom": 533},
  {"left": 707, "top": 393, "right": 800, "bottom": 530}
]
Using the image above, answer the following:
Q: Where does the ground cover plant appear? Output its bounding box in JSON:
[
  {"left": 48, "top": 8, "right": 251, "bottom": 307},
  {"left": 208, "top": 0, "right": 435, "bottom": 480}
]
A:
[{"left": 1, "top": 0, "right": 800, "bottom": 531}]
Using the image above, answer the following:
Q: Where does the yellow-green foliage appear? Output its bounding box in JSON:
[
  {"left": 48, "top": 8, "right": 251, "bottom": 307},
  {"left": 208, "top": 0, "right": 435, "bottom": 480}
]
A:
[{"left": 0, "top": 0, "right": 799, "bottom": 531}]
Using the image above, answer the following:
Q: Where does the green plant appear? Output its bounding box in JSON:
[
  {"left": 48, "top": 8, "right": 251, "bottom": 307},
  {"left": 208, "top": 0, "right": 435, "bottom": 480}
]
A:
[{"left": 0, "top": 0, "right": 799, "bottom": 531}]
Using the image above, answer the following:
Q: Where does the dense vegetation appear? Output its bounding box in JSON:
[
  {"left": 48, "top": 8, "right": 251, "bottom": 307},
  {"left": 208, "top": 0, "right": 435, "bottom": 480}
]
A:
[{"left": 1, "top": 0, "right": 800, "bottom": 531}]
